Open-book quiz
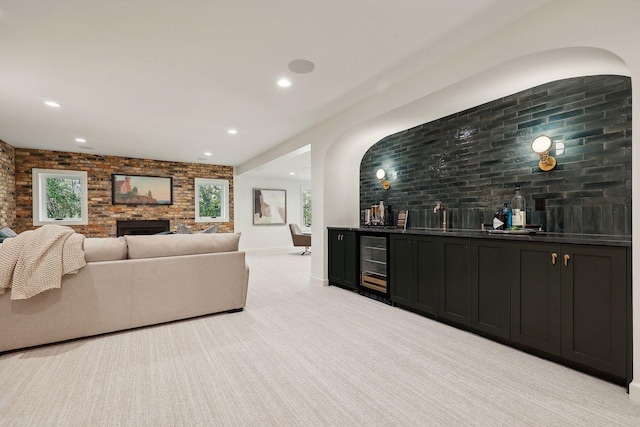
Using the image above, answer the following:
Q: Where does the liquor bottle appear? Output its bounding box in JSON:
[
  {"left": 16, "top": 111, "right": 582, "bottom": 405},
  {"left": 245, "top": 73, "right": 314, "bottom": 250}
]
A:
[{"left": 511, "top": 185, "right": 526, "bottom": 229}]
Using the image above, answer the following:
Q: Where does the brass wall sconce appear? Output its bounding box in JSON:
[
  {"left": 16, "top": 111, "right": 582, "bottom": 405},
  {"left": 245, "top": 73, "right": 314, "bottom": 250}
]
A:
[
  {"left": 531, "top": 135, "right": 557, "bottom": 171},
  {"left": 376, "top": 168, "right": 390, "bottom": 190}
]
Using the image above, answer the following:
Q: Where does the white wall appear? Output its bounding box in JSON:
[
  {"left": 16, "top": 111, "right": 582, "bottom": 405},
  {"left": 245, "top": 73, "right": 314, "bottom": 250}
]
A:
[{"left": 234, "top": 174, "right": 311, "bottom": 250}]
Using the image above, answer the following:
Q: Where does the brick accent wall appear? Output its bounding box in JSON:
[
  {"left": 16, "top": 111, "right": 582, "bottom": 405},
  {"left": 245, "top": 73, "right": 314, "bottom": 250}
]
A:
[
  {"left": 15, "top": 149, "right": 234, "bottom": 237},
  {"left": 360, "top": 75, "right": 632, "bottom": 235},
  {"left": 0, "top": 140, "right": 16, "bottom": 229}
]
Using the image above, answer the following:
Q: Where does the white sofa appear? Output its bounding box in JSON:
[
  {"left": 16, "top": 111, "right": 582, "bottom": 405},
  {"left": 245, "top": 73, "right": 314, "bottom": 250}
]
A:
[{"left": 0, "top": 233, "right": 249, "bottom": 353}]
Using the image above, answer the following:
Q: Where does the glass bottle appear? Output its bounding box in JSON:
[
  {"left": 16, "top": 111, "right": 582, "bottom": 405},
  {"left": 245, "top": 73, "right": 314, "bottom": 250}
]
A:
[{"left": 511, "top": 185, "right": 526, "bottom": 229}]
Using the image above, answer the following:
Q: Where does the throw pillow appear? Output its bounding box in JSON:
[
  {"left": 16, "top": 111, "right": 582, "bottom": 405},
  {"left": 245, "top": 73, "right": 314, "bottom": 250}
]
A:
[
  {"left": 198, "top": 224, "right": 219, "bottom": 234},
  {"left": 175, "top": 223, "right": 192, "bottom": 234}
]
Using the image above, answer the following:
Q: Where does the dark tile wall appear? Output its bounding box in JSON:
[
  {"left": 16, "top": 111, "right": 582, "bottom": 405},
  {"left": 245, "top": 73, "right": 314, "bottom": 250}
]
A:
[{"left": 360, "top": 75, "right": 632, "bottom": 235}]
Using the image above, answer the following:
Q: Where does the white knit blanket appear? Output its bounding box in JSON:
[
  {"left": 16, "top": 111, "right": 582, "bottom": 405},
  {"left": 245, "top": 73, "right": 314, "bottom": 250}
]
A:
[{"left": 0, "top": 225, "right": 86, "bottom": 300}]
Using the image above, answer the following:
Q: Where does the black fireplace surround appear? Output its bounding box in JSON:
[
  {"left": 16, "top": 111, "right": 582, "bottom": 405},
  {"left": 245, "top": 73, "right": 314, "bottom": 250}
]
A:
[{"left": 116, "top": 220, "right": 170, "bottom": 236}]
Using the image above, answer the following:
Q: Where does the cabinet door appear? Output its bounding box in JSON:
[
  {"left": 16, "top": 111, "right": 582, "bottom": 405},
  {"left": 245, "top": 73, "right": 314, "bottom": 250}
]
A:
[
  {"left": 438, "top": 238, "right": 470, "bottom": 326},
  {"left": 328, "top": 230, "right": 357, "bottom": 290},
  {"left": 328, "top": 230, "right": 345, "bottom": 285},
  {"left": 510, "top": 242, "right": 561, "bottom": 356},
  {"left": 470, "top": 240, "right": 510, "bottom": 340},
  {"left": 415, "top": 236, "right": 439, "bottom": 316},
  {"left": 561, "top": 245, "right": 627, "bottom": 379},
  {"left": 341, "top": 232, "right": 358, "bottom": 290},
  {"left": 390, "top": 234, "right": 415, "bottom": 307}
]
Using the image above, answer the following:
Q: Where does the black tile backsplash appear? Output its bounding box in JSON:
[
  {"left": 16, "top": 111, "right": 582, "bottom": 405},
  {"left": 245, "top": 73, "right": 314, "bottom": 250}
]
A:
[{"left": 360, "top": 75, "right": 631, "bottom": 235}]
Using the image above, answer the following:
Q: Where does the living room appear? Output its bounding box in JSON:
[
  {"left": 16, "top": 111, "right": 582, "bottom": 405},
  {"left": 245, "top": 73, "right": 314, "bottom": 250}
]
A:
[
  {"left": 2, "top": 1, "right": 640, "bottom": 425},
  {"left": 0, "top": 140, "right": 312, "bottom": 248}
]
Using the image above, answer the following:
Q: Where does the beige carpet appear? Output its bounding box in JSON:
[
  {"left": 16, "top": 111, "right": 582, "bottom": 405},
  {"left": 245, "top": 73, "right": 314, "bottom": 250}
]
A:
[{"left": 1, "top": 248, "right": 640, "bottom": 426}]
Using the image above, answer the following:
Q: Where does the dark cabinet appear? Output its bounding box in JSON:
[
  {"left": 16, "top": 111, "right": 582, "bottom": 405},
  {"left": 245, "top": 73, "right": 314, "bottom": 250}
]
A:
[
  {"left": 390, "top": 234, "right": 438, "bottom": 316},
  {"left": 416, "top": 236, "right": 439, "bottom": 315},
  {"left": 389, "top": 234, "right": 414, "bottom": 307},
  {"left": 511, "top": 242, "right": 562, "bottom": 356},
  {"left": 470, "top": 240, "right": 511, "bottom": 340},
  {"left": 328, "top": 230, "right": 357, "bottom": 290},
  {"left": 331, "top": 227, "right": 630, "bottom": 385},
  {"left": 438, "top": 238, "right": 470, "bottom": 326},
  {"left": 560, "top": 245, "right": 627, "bottom": 379},
  {"left": 511, "top": 242, "right": 627, "bottom": 379}
]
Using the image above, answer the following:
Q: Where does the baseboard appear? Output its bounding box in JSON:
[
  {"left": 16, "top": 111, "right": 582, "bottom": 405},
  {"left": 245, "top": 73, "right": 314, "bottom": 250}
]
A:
[
  {"left": 629, "top": 381, "right": 640, "bottom": 403},
  {"left": 310, "top": 275, "right": 327, "bottom": 287}
]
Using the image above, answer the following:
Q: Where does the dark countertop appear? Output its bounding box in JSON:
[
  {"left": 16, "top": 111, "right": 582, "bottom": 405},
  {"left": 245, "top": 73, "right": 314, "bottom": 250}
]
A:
[{"left": 328, "top": 226, "right": 631, "bottom": 247}]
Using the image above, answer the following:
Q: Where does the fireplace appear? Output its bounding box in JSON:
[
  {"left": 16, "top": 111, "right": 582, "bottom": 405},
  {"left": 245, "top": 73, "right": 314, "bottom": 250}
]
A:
[{"left": 116, "top": 220, "right": 170, "bottom": 236}]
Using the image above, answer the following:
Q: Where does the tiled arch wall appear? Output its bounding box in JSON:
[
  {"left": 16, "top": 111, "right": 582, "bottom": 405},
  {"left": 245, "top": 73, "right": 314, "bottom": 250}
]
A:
[{"left": 360, "top": 75, "right": 632, "bottom": 235}]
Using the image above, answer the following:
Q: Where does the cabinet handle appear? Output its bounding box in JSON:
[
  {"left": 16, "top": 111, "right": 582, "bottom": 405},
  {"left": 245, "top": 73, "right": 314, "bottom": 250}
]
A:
[
  {"left": 564, "top": 254, "right": 570, "bottom": 266},
  {"left": 551, "top": 252, "right": 558, "bottom": 265}
]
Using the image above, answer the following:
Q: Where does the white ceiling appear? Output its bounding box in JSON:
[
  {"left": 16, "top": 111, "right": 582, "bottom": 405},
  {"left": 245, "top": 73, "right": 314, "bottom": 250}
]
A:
[
  {"left": 0, "top": 0, "right": 551, "bottom": 171},
  {"left": 247, "top": 146, "right": 311, "bottom": 181}
]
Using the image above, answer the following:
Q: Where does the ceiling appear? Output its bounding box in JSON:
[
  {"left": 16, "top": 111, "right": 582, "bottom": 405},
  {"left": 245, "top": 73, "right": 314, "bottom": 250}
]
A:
[
  {"left": 0, "top": 0, "right": 551, "bottom": 172},
  {"left": 247, "top": 146, "right": 311, "bottom": 181}
]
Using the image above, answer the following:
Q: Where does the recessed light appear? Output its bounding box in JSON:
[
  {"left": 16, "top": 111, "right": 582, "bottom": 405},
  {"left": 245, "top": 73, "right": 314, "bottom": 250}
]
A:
[
  {"left": 44, "top": 100, "right": 62, "bottom": 108},
  {"left": 289, "top": 172, "right": 295, "bottom": 175},
  {"left": 204, "top": 152, "right": 212, "bottom": 156},
  {"left": 276, "top": 78, "right": 292, "bottom": 88},
  {"left": 75, "top": 137, "right": 87, "bottom": 143},
  {"left": 227, "top": 129, "right": 238, "bottom": 135}
]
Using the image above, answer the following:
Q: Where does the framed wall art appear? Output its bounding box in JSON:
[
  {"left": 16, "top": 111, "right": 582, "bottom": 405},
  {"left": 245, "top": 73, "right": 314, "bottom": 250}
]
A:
[
  {"left": 253, "top": 188, "right": 286, "bottom": 225},
  {"left": 112, "top": 174, "right": 173, "bottom": 205}
]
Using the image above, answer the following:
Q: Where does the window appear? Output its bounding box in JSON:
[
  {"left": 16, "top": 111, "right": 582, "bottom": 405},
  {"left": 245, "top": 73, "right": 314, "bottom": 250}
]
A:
[
  {"left": 32, "top": 168, "right": 88, "bottom": 226},
  {"left": 301, "top": 186, "right": 311, "bottom": 229},
  {"left": 195, "top": 178, "right": 229, "bottom": 222}
]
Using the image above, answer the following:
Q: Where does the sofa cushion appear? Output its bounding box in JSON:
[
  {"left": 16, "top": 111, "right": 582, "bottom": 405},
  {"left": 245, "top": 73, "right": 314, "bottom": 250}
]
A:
[
  {"left": 84, "top": 237, "right": 128, "bottom": 262},
  {"left": 126, "top": 233, "right": 240, "bottom": 259}
]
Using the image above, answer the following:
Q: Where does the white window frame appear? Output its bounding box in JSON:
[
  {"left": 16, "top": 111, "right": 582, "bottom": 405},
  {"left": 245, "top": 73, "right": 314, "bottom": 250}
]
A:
[
  {"left": 301, "top": 185, "right": 311, "bottom": 231},
  {"left": 195, "top": 178, "right": 230, "bottom": 223},
  {"left": 32, "top": 168, "right": 88, "bottom": 226}
]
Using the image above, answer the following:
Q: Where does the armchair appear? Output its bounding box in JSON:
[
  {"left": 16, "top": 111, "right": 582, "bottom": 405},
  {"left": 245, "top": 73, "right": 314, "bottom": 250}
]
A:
[{"left": 289, "top": 224, "right": 311, "bottom": 255}]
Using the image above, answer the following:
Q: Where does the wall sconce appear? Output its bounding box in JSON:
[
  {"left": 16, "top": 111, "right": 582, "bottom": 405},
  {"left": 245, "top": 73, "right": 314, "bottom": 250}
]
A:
[
  {"left": 531, "top": 135, "right": 557, "bottom": 172},
  {"left": 376, "top": 168, "right": 390, "bottom": 190}
]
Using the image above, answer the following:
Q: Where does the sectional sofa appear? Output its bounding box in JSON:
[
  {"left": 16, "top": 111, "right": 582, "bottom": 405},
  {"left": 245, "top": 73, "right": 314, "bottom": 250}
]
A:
[{"left": 0, "top": 232, "right": 249, "bottom": 353}]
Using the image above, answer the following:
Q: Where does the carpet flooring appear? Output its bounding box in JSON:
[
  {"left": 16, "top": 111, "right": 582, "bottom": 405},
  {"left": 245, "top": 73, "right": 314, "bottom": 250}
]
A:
[{"left": 1, "top": 248, "right": 640, "bottom": 426}]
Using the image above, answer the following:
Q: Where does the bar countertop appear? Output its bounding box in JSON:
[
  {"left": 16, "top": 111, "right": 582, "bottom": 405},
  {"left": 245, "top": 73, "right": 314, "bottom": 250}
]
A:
[{"left": 328, "top": 226, "right": 631, "bottom": 247}]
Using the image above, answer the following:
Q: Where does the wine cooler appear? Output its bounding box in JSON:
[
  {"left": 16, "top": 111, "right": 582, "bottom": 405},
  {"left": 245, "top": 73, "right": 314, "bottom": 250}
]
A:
[{"left": 360, "top": 235, "right": 388, "bottom": 296}]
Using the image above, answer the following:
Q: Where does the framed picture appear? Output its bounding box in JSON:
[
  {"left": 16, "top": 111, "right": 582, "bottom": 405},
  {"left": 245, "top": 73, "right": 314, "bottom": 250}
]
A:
[
  {"left": 112, "top": 174, "right": 173, "bottom": 205},
  {"left": 253, "top": 188, "right": 286, "bottom": 225}
]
